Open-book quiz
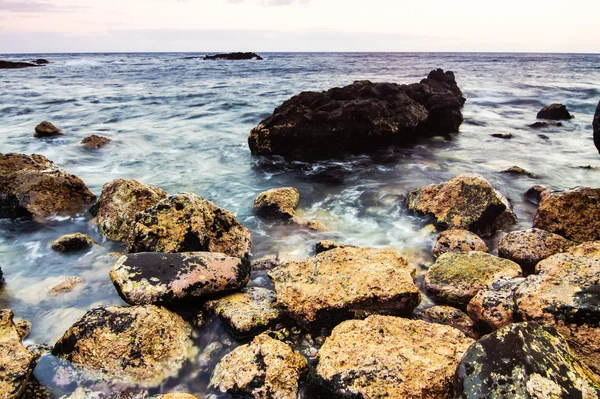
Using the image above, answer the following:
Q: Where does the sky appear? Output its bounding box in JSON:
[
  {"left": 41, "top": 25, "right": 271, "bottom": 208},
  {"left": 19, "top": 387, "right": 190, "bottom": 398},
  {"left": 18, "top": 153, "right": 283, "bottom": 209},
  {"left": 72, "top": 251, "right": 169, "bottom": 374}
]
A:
[{"left": 0, "top": 0, "right": 598, "bottom": 53}]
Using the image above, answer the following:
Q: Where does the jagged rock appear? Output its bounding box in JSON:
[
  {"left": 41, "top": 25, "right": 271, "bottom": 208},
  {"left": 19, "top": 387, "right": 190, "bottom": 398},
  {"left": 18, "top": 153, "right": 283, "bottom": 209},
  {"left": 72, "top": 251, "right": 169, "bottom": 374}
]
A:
[
  {"left": 81, "top": 135, "right": 110, "bottom": 149},
  {"left": 536, "top": 103, "right": 573, "bottom": 120},
  {"left": 425, "top": 251, "right": 523, "bottom": 306},
  {"left": 14, "top": 319, "right": 31, "bottom": 339},
  {"left": 594, "top": 101, "right": 600, "bottom": 154},
  {"left": 467, "top": 276, "right": 525, "bottom": 331},
  {"left": 96, "top": 179, "right": 167, "bottom": 242},
  {"left": 0, "top": 60, "right": 40, "bottom": 69},
  {"left": 204, "top": 287, "right": 282, "bottom": 339},
  {"left": 417, "top": 305, "right": 478, "bottom": 339},
  {"left": 533, "top": 187, "right": 600, "bottom": 243},
  {"left": 110, "top": 252, "right": 250, "bottom": 305},
  {"left": 51, "top": 233, "right": 95, "bottom": 252},
  {"left": 406, "top": 174, "right": 517, "bottom": 236},
  {"left": 314, "top": 240, "right": 357, "bottom": 254},
  {"left": 432, "top": 229, "right": 488, "bottom": 258},
  {"left": 268, "top": 247, "right": 420, "bottom": 331},
  {"left": 525, "top": 185, "right": 549, "bottom": 204},
  {"left": 454, "top": 322, "right": 600, "bottom": 398},
  {"left": 314, "top": 315, "right": 474, "bottom": 398},
  {"left": 48, "top": 276, "right": 85, "bottom": 295},
  {"left": 0, "top": 153, "right": 96, "bottom": 219},
  {"left": 0, "top": 310, "right": 37, "bottom": 398},
  {"left": 34, "top": 121, "right": 65, "bottom": 137},
  {"left": 127, "top": 193, "right": 252, "bottom": 258},
  {"left": 53, "top": 305, "right": 192, "bottom": 387},
  {"left": 248, "top": 69, "right": 465, "bottom": 159},
  {"left": 209, "top": 333, "right": 307, "bottom": 399},
  {"left": 254, "top": 187, "right": 299, "bottom": 220},
  {"left": 501, "top": 166, "right": 536, "bottom": 178},
  {"left": 498, "top": 228, "right": 573, "bottom": 271},
  {"left": 204, "top": 52, "right": 263, "bottom": 61}
]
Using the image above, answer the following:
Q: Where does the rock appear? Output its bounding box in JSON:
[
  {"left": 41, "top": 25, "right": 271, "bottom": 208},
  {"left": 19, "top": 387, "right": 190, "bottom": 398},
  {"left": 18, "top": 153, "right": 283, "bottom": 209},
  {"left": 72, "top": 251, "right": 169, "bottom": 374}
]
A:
[
  {"left": 529, "top": 121, "right": 563, "bottom": 128},
  {"left": 248, "top": 69, "right": 465, "bottom": 159},
  {"left": 205, "top": 287, "right": 282, "bottom": 339},
  {"left": 34, "top": 121, "right": 65, "bottom": 137},
  {"left": 53, "top": 305, "right": 192, "bottom": 387},
  {"left": 567, "top": 241, "right": 600, "bottom": 259},
  {"left": 537, "top": 103, "right": 573, "bottom": 120},
  {"left": 498, "top": 228, "right": 573, "bottom": 271},
  {"left": 0, "top": 60, "right": 40, "bottom": 69},
  {"left": 538, "top": 134, "right": 550, "bottom": 140},
  {"left": 594, "top": 101, "right": 600, "bottom": 154},
  {"left": 0, "top": 153, "right": 96, "bottom": 219},
  {"left": 14, "top": 319, "right": 31, "bottom": 339},
  {"left": 501, "top": 165, "right": 536, "bottom": 178},
  {"left": 467, "top": 276, "right": 525, "bottom": 331},
  {"left": 268, "top": 247, "right": 420, "bottom": 331},
  {"left": 295, "top": 218, "right": 327, "bottom": 231},
  {"left": 127, "top": 192, "right": 252, "bottom": 258},
  {"left": 454, "top": 322, "right": 600, "bottom": 398},
  {"left": 209, "top": 333, "right": 307, "bottom": 399},
  {"left": 314, "top": 240, "right": 357, "bottom": 254},
  {"left": 96, "top": 179, "right": 167, "bottom": 242},
  {"left": 254, "top": 187, "right": 300, "bottom": 221},
  {"left": 314, "top": 315, "right": 474, "bottom": 398},
  {"left": 203, "top": 52, "right": 263, "bottom": 61},
  {"left": 490, "top": 133, "right": 513, "bottom": 139},
  {"left": 406, "top": 174, "right": 517, "bottom": 236},
  {"left": 81, "top": 135, "right": 110, "bottom": 149},
  {"left": 32, "top": 59, "right": 49, "bottom": 65},
  {"left": 153, "top": 395, "right": 199, "bottom": 399},
  {"left": 48, "top": 276, "right": 85, "bottom": 295},
  {"left": 533, "top": 186, "right": 600, "bottom": 243},
  {"left": 425, "top": 251, "right": 523, "bottom": 306},
  {"left": 250, "top": 255, "right": 279, "bottom": 271},
  {"left": 0, "top": 310, "right": 37, "bottom": 398},
  {"left": 110, "top": 252, "right": 250, "bottom": 305},
  {"left": 22, "top": 376, "right": 51, "bottom": 399},
  {"left": 432, "top": 229, "right": 488, "bottom": 258},
  {"left": 51, "top": 233, "right": 95, "bottom": 252},
  {"left": 60, "top": 389, "right": 144, "bottom": 399},
  {"left": 417, "top": 305, "right": 478, "bottom": 338},
  {"left": 525, "top": 184, "right": 549, "bottom": 204}
]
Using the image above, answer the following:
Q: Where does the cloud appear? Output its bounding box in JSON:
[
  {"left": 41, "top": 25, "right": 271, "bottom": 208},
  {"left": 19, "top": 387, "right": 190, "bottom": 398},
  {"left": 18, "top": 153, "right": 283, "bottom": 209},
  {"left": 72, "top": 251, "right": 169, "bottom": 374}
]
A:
[
  {"left": 226, "top": 0, "right": 309, "bottom": 5},
  {"left": 0, "top": 0, "right": 83, "bottom": 12}
]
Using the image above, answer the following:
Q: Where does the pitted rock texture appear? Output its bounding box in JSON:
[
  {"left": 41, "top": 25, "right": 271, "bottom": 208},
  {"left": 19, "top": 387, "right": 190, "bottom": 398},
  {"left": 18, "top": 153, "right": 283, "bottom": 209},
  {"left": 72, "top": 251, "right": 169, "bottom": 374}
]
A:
[
  {"left": 533, "top": 187, "right": 600, "bottom": 243},
  {"left": 0, "top": 153, "right": 96, "bottom": 219},
  {"left": 424, "top": 251, "right": 523, "bottom": 306},
  {"left": 417, "top": 305, "right": 478, "bottom": 339},
  {"left": 268, "top": 247, "right": 420, "bottom": 331},
  {"left": 34, "top": 121, "right": 64, "bottom": 137},
  {"left": 81, "top": 135, "right": 110, "bottom": 149},
  {"left": 52, "top": 305, "right": 192, "bottom": 387},
  {"left": 498, "top": 228, "right": 573, "bottom": 271},
  {"left": 568, "top": 241, "right": 600, "bottom": 259},
  {"left": 110, "top": 252, "right": 250, "bottom": 305},
  {"left": 432, "top": 229, "right": 488, "bottom": 258},
  {"left": 0, "top": 310, "right": 36, "bottom": 399},
  {"left": 51, "top": 233, "right": 95, "bottom": 252},
  {"left": 126, "top": 192, "right": 252, "bottom": 258},
  {"left": 96, "top": 179, "right": 167, "bottom": 242},
  {"left": 48, "top": 276, "right": 85, "bottom": 295},
  {"left": 467, "top": 276, "right": 525, "bottom": 331},
  {"left": 536, "top": 103, "right": 573, "bottom": 120},
  {"left": 314, "top": 315, "right": 474, "bottom": 398},
  {"left": 454, "top": 322, "right": 600, "bottom": 399},
  {"left": 248, "top": 69, "right": 465, "bottom": 159},
  {"left": 406, "top": 174, "right": 517, "bottom": 236},
  {"left": 254, "top": 187, "right": 300, "bottom": 220},
  {"left": 314, "top": 240, "right": 357, "bottom": 254},
  {"left": 209, "top": 333, "right": 307, "bottom": 399}
]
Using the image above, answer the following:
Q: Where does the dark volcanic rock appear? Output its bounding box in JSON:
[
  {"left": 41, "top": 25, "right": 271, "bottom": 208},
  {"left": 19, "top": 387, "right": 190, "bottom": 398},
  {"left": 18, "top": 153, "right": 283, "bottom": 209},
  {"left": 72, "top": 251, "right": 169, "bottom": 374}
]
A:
[
  {"left": 530, "top": 121, "right": 563, "bottom": 129},
  {"left": 490, "top": 133, "right": 513, "bottom": 139},
  {"left": 454, "top": 322, "right": 600, "bottom": 399},
  {"left": 0, "top": 60, "right": 39, "bottom": 69},
  {"left": 0, "top": 310, "right": 37, "bottom": 399},
  {"left": 594, "top": 101, "right": 600, "bottom": 154},
  {"left": 248, "top": 69, "right": 465, "bottom": 159},
  {"left": 537, "top": 103, "right": 573, "bottom": 120},
  {"left": 0, "top": 153, "right": 96, "bottom": 220},
  {"left": 51, "top": 233, "right": 95, "bottom": 252},
  {"left": 81, "top": 135, "right": 110, "bottom": 149},
  {"left": 33, "top": 59, "right": 49, "bottom": 65},
  {"left": 34, "top": 121, "right": 65, "bottom": 137},
  {"left": 110, "top": 252, "right": 250, "bottom": 305},
  {"left": 203, "top": 52, "right": 263, "bottom": 61}
]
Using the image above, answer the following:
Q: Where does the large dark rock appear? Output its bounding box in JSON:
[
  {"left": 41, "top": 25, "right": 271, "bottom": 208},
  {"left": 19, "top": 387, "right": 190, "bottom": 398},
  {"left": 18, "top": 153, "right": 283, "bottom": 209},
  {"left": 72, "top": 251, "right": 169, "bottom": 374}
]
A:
[
  {"left": 203, "top": 52, "right": 263, "bottom": 60},
  {"left": 536, "top": 103, "right": 573, "bottom": 120},
  {"left": 248, "top": 69, "right": 465, "bottom": 159},
  {"left": 0, "top": 60, "right": 40, "bottom": 69},
  {"left": 34, "top": 121, "right": 65, "bottom": 137},
  {"left": 454, "top": 322, "right": 600, "bottom": 398},
  {"left": 0, "top": 310, "right": 37, "bottom": 398},
  {"left": 594, "top": 101, "right": 600, "bottom": 154}
]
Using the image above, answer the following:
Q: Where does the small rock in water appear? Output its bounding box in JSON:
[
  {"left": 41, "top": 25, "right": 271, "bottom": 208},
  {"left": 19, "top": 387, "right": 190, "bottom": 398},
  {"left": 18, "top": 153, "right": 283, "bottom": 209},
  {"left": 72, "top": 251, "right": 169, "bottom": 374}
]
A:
[
  {"left": 203, "top": 52, "right": 263, "bottom": 60},
  {"left": 432, "top": 229, "right": 488, "bottom": 258},
  {"left": 594, "top": 100, "right": 600, "bottom": 154},
  {"left": 34, "top": 121, "right": 65, "bottom": 137},
  {"left": 0, "top": 310, "right": 37, "bottom": 398},
  {"left": 48, "top": 276, "right": 85, "bottom": 295},
  {"left": 51, "top": 233, "right": 95, "bottom": 252},
  {"left": 314, "top": 240, "right": 357, "bottom": 254},
  {"left": 536, "top": 103, "right": 573, "bottom": 120},
  {"left": 538, "top": 133, "right": 550, "bottom": 140},
  {"left": 254, "top": 187, "right": 299, "bottom": 221},
  {"left": 417, "top": 305, "right": 479, "bottom": 339},
  {"left": 250, "top": 254, "right": 279, "bottom": 271},
  {"left": 14, "top": 318, "right": 31, "bottom": 339},
  {"left": 524, "top": 184, "right": 548, "bottom": 204},
  {"left": 81, "top": 134, "right": 111, "bottom": 149},
  {"left": 467, "top": 276, "right": 525, "bottom": 331},
  {"left": 529, "top": 121, "right": 563, "bottom": 128},
  {"left": 498, "top": 228, "right": 573, "bottom": 271},
  {"left": 490, "top": 132, "right": 513, "bottom": 139},
  {"left": 501, "top": 165, "right": 536, "bottom": 178},
  {"left": 32, "top": 59, "right": 49, "bottom": 65}
]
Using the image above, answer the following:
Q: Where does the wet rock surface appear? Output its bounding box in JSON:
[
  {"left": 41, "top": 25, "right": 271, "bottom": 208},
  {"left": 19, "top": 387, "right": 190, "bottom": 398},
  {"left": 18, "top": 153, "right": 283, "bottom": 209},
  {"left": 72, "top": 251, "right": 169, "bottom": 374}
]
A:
[
  {"left": 454, "top": 322, "right": 600, "bottom": 399},
  {"left": 536, "top": 103, "right": 573, "bottom": 120},
  {"left": 314, "top": 240, "right": 357, "bottom": 254},
  {"left": 406, "top": 174, "right": 517, "bottom": 236},
  {"left": 110, "top": 252, "right": 250, "bottom": 305},
  {"left": 248, "top": 69, "right": 465, "bottom": 159},
  {"left": 432, "top": 229, "right": 488, "bottom": 258},
  {"left": 51, "top": 233, "right": 95, "bottom": 252},
  {"left": 498, "top": 228, "right": 573, "bottom": 271},
  {"left": 81, "top": 135, "right": 111, "bottom": 149},
  {"left": 48, "top": 276, "right": 85, "bottom": 295},
  {"left": 268, "top": 247, "right": 420, "bottom": 331},
  {"left": 0, "top": 310, "right": 37, "bottom": 399},
  {"left": 467, "top": 276, "right": 525, "bottom": 331},
  {"left": 417, "top": 305, "right": 478, "bottom": 338},
  {"left": 0, "top": 60, "right": 40, "bottom": 69},
  {"left": 34, "top": 121, "right": 65, "bottom": 137},
  {"left": 0, "top": 153, "right": 96, "bottom": 219},
  {"left": 314, "top": 315, "right": 474, "bottom": 398},
  {"left": 501, "top": 165, "right": 536, "bottom": 178},
  {"left": 127, "top": 192, "right": 252, "bottom": 258},
  {"left": 203, "top": 52, "right": 263, "bottom": 61},
  {"left": 425, "top": 251, "right": 523, "bottom": 306},
  {"left": 14, "top": 318, "right": 31, "bottom": 339},
  {"left": 209, "top": 333, "right": 307, "bottom": 399},
  {"left": 254, "top": 187, "right": 300, "bottom": 220},
  {"left": 529, "top": 121, "right": 564, "bottom": 128},
  {"left": 525, "top": 184, "right": 549, "bottom": 204}
]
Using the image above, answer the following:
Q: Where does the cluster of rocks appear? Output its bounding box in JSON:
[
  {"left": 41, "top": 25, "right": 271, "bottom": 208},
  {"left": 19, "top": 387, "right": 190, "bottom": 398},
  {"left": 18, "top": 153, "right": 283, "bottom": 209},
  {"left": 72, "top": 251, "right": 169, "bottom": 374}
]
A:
[{"left": 33, "top": 120, "right": 111, "bottom": 149}]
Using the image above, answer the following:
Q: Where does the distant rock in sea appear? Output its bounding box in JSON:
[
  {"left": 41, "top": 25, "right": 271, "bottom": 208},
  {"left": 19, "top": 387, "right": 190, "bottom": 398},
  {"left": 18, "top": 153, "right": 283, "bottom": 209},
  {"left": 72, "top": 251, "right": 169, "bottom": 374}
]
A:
[
  {"left": 594, "top": 101, "right": 600, "bottom": 154},
  {"left": 536, "top": 103, "right": 573, "bottom": 120},
  {"left": 0, "top": 60, "right": 40, "bottom": 69},
  {"left": 203, "top": 52, "right": 263, "bottom": 61},
  {"left": 32, "top": 59, "right": 49, "bottom": 65}
]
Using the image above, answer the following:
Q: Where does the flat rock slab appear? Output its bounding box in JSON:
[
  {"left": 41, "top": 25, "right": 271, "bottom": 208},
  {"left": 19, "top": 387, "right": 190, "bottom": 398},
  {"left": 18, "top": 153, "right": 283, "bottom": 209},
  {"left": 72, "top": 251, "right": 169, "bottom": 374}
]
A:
[
  {"left": 0, "top": 310, "right": 36, "bottom": 398},
  {"left": 110, "top": 252, "right": 250, "bottom": 305}
]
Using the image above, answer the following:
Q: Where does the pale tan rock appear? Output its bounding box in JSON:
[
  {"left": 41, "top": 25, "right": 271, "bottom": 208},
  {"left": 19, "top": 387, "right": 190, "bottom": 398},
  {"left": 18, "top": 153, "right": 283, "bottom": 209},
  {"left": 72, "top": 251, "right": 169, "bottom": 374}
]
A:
[
  {"left": 0, "top": 310, "right": 36, "bottom": 398},
  {"left": 418, "top": 305, "right": 478, "bottom": 338},
  {"left": 314, "top": 240, "right": 357, "bottom": 254},
  {"left": 498, "top": 228, "right": 573, "bottom": 271},
  {"left": 432, "top": 229, "right": 488, "bottom": 258},
  {"left": 14, "top": 318, "right": 31, "bottom": 339},
  {"left": 48, "top": 277, "right": 85, "bottom": 295},
  {"left": 254, "top": 187, "right": 300, "bottom": 220},
  {"left": 567, "top": 241, "right": 600, "bottom": 259}
]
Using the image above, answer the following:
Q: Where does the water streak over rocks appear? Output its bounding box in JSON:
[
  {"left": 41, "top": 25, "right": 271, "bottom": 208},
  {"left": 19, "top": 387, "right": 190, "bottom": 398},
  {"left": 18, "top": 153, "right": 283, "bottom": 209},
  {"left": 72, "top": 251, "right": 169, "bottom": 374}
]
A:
[
  {"left": 432, "top": 229, "right": 488, "bottom": 258},
  {"left": 0, "top": 310, "right": 36, "bottom": 399}
]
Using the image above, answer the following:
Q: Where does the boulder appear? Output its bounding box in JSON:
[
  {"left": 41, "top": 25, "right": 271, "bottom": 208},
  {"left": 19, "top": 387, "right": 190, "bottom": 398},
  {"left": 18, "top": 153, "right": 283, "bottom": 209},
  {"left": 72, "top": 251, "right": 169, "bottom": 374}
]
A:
[
  {"left": 96, "top": 179, "right": 167, "bottom": 242},
  {"left": 454, "top": 322, "right": 600, "bottom": 398},
  {"left": 254, "top": 187, "right": 299, "bottom": 220},
  {"left": 209, "top": 333, "right": 307, "bottom": 399},
  {"left": 498, "top": 228, "right": 573, "bottom": 271},
  {"left": 567, "top": 241, "right": 600, "bottom": 259},
  {"left": 406, "top": 174, "right": 517, "bottom": 236},
  {"left": 204, "top": 287, "right": 282, "bottom": 338},
  {"left": 110, "top": 252, "right": 250, "bottom": 305},
  {"left": 34, "top": 121, "right": 65, "bottom": 137},
  {"left": 314, "top": 315, "right": 474, "bottom": 398},
  {"left": 533, "top": 187, "right": 600, "bottom": 243},
  {"left": 127, "top": 193, "right": 252, "bottom": 258},
  {"left": 536, "top": 103, "right": 573, "bottom": 120},
  {"left": 314, "top": 240, "right": 357, "bottom": 254},
  {"left": 432, "top": 229, "right": 488, "bottom": 258},
  {"left": 248, "top": 69, "right": 465, "bottom": 159},
  {"left": 51, "top": 233, "right": 95, "bottom": 252},
  {"left": 0, "top": 310, "right": 37, "bottom": 399},
  {"left": 417, "top": 305, "right": 478, "bottom": 339},
  {"left": 594, "top": 101, "right": 600, "bottom": 154},
  {"left": 81, "top": 135, "right": 110, "bottom": 149},
  {"left": 0, "top": 153, "right": 96, "bottom": 219},
  {"left": 53, "top": 305, "right": 192, "bottom": 387},
  {"left": 467, "top": 276, "right": 525, "bottom": 331},
  {"left": 203, "top": 52, "right": 263, "bottom": 60},
  {"left": 425, "top": 251, "right": 523, "bottom": 306},
  {"left": 268, "top": 247, "right": 420, "bottom": 331},
  {"left": 0, "top": 60, "right": 39, "bottom": 69},
  {"left": 250, "top": 255, "right": 280, "bottom": 271}
]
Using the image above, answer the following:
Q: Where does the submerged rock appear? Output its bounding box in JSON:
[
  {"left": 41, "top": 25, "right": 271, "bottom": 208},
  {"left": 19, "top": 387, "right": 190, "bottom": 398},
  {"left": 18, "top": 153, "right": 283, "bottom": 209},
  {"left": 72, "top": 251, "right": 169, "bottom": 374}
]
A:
[
  {"left": 417, "top": 305, "right": 478, "bottom": 339},
  {"left": 594, "top": 101, "right": 600, "bottom": 154},
  {"left": 81, "top": 135, "right": 110, "bottom": 149},
  {"left": 48, "top": 276, "right": 85, "bottom": 295},
  {"left": 33, "top": 59, "right": 49, "bottom": 65},
  {"left": 209, "top": 333, "right": 307, "bottom": 399},
  {"left": 204, "top": 52, "right": 263, "bottom": 61},
  {"left": 498, "top": 228, "right": 573, "bottom": 271},
  {"left": 127, "top": 192, "right": 252, "bottom": 258},
  {"left": 432, "top": 229, "right": 488, "bottom": 258},
  {"left": 536, "top": 103, "right": 573, "bottom": 120},
  {"left": 110, "top": 252, "right": 250, "bottom": 305},
  {"left": 314, "top": 315, "right": 474, "bottom": 398},
  {"left": 529, "top": 121, "right": 563, "bottom": 128},
  {"left": 268, "top": 247, "right": 420, "bottom": 331},
  {"left": 314, "top": 240, "right": 357, "bottom": 254},
  {"left": 0, "top": 310, "right": 37, "bottom": 399},
  {"left": 454, "top": 322, "right": 600, "bottom": 398},
  {"left": 0, "top": 60, "right": 40, "bottom": 69},
  {"left": 254, "top": 187, "right": 299, "bottom": 221},
  {"left": 425, "top": 251, "right": 523, "bottom": 306},
  {"left": 248, "top": 69, "right": 465, "bottom": 159},
  {"left": 0, "top": 153, "right": 96, "bottom": 219},
  {"left": 406, "top": 174, "right": 517, "bottom": 236},
  {"left": 467, "top": 276, "right": 525, "bottom": 331},
  {"left": 490, "top": 132, "right": 513, "bottom": 139},
  {"left": 51, "top": 233, "right": 95, "bottom": 252},
  {"left": 501, "top": 165, "right": 536, "bottom": 178},
  {"left": 53, "top": 305, "right": 192, "bottom": 387},
  {"left": 34, "top": 121, "right": 65, "bottom": 137}
]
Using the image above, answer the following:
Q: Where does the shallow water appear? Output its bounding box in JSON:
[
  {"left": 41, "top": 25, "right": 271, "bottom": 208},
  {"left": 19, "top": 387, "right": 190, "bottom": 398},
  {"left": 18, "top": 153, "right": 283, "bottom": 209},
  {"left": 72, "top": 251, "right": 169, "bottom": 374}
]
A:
[{"left": 1, "top": 52, "right": 600, "bottom": 397}]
